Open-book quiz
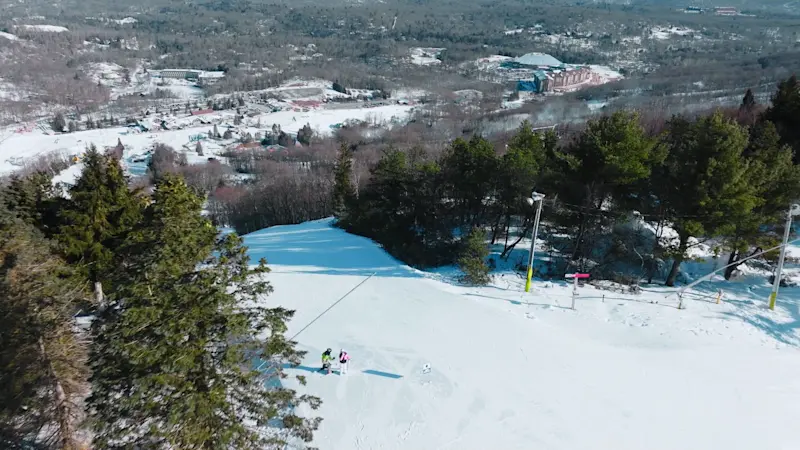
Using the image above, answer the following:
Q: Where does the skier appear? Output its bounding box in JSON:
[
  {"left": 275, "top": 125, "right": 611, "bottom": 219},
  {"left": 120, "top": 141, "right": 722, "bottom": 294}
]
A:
[
  {"left": 321, "top": 348, "right": 333, "bottom": 374},
  {"left": 338, "top": 349, "right": 351, "bottom": 375}
]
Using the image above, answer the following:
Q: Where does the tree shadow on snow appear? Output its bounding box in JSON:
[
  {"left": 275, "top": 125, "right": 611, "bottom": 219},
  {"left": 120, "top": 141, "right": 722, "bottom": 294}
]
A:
[
  {"left": 690, "top": 281, "right": 800, "bottom": 347},
  {"left": 242, "top": 219, "right": 423, "bottom": 278}
]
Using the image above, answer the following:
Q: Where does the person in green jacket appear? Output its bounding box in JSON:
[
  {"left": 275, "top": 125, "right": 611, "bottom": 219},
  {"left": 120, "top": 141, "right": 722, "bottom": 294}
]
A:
[{"left": 321, "top": 348, "right": 333, "bottom": 374}]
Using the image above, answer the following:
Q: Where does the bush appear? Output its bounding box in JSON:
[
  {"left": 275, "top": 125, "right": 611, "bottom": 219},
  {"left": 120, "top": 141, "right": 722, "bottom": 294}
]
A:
[{"left": 458, "top": 228, "right": 491, "bottom": 285}]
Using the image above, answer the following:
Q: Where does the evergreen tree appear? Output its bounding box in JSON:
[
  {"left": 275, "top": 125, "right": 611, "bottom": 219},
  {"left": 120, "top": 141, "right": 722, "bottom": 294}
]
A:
[
  {"left": 223, "top": 128, "right": 233, "bottom": 140},
  {"left": 440, "top": 135, "right": 498, "bottom": 231},
  {"left": 722, "top": 120, "right": 800, "bottom": 279},
  {"left": 457, "top": 228, "right": 491, "bottom": 285},
  {"left": 89, "top": 175, "right": 321, "bottom": 448},
  {"left": 740, "top": 88, "right": 756, "bottom": 112},
  {"left": 658, "top": 112, "right": 757, "bottom": 286},
  {"left": 762, "top": 75, "right": 800, "bottom": 159},
  {"left": 2, "top": 171, "right": 64, "bottom": 236},
  {"left": 195, "top": 140, "right": 204, "bottom": 156},
  {"left": 51, "top": 113, "right": 67, "bottom": 133},
  {"left": 57, "top": 147, "right": 142, "bottom": 285},
  {"left": 0, "top": 221, "right": 89, "bottom": 450},
  {"left": 344, "top": 149, "right": 454, "bottom": 266},
  {"left": 297, "top": 123, "right": 314, "bottom": 146},
  {"left": 553, "top": 111, "right": 656, "bottom": 264},
  {"left": 332, "top": 143, "right": 356, "bottom": 219},
  {"left": 213, "top": 124, "right": 221, "bottom": 139},
  {"left": 494, "top": 121, "right": 551, "bottom": 253},
  {"left": 278, "top": 131, "right": 292, "bottom": 147}
]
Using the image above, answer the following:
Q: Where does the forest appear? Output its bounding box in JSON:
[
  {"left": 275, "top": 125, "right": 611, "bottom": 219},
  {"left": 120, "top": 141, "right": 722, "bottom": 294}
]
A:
[
  {"left": 0, "top": 150, "right": 321, "bottom": 448},
  {"left": 200, "top": 77, "right": 800, "bottom": 288},
  {"left": 1, "top": 0, "right": 800, "bottom": 122}
]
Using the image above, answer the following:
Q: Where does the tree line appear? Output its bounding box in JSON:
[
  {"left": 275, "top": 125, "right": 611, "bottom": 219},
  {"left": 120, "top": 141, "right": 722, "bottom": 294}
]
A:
[
  {"left": 0, "top": 148, "right": 320, "bottom": 448},
  {"left": 334, "top": 78, "right": 800, "bottom": 286}
]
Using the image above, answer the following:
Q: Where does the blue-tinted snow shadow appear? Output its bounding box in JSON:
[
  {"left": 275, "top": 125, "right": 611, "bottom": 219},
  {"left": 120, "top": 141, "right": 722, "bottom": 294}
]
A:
[
  {"left": 283, "top": 364, "right": 403, "bottom": 379},
  {"left": 362, "top": 369, "right": 403, "bottom": 379},
  {"left": 688, "top": 279, "right": 800, "bottom": 347},
  {"left": 243, "top": 219, "right": 422, "bottom": 278}
]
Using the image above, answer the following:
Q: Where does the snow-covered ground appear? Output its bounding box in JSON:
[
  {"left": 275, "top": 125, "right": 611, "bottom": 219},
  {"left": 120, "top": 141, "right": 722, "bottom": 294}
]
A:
[
  {"left": 19, "top": 24, "right": 69, "bottom": 33},
  {"left": 0, "top": 103, "right": 416, "bottom": 175},
  {"left": 0, "top": 31, "right": 19, "bottom": 41},
  {"left": 587, "top": 64, "right": 624, "bottom": 82},
  {"left": 651, "top": 26, "right": 696, "bottom": 40},
  {"left": 409, "top": 48, "right": 445, "bottom": 66},
  {"left": 244, "top": 219, "right": 800, "bottom": 450}
]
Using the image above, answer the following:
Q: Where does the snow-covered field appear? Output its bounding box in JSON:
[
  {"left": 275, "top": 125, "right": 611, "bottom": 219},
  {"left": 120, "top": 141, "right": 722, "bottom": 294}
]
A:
[
  {"left": 0, "top": 31, "right": 19, "bottom": 41},
  {"left": 409, "top": 48, "right": 445, "bottom": 66},
  {"left": 651, "top": 26, "right": 696, "bottom": 40},
  {"left": 245, "top": 219, "right": 800, "bottom": 450},
  {"left": 0, "top": 103, "right": 416, "bottom": 176},
  {"left": 20, "top": 24, "right": 69, "bottom": 33}
]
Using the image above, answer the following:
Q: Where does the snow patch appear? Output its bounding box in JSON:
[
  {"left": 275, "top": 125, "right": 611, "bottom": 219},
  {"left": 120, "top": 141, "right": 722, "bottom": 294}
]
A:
[
  {"left": 20, "top": 24, "right": 69, "bottom": 33},
  {"left": 0, "top": 31, "right": 19, "bottom": 41},
  {"left": 409, "top": 47, "right": 445, "bottom": 66},
  {"left": 651, "top": 26, "right": 695, "bottom": 40}
]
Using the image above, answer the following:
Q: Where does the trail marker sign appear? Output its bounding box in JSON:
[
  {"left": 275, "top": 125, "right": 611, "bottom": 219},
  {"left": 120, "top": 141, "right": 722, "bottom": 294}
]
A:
[{"left": 565, "top": 273, "right": 589, "bottom": 309}]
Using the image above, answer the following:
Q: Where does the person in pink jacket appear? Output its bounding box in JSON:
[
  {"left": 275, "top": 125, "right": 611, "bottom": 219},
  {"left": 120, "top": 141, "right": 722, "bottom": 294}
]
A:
[{"left": 338, "top": 349, "right": 351, "bottom": 375}]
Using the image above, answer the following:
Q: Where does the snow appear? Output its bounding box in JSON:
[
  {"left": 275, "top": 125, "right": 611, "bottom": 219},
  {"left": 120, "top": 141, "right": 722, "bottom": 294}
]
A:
[
  {"left": 408, "top": 47, "right": 445, "bottom": 66},
  {"left": 244, "top": 219, "right": 800, "bottom": 450},
  {"left": 113, "top": 17, "right": 137, "bottom": 25},
  {"left": 588, "top": 65, "right": 624, "bottom": 83},
  {"left": 20, "top": 24, "right": 69, "bottom": 33},
  {"left": 0, "top": 31, "right": 19, "bottom": 41},
  {"left": 52, "top": 162, "right": 83, "bottom": 188},
  {"left": 0, "top": 103, "right": 415, "bottom": 176},
  {"left": 651, "top": 26, "right": 695, "bottom": 40}
]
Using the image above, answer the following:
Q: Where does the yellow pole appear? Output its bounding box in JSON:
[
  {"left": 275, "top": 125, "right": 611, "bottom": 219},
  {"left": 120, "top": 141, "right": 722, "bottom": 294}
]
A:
[
  {"left": 716, "top": 290, "right": 722, "bottom": 304},
  {"left": 769, "top": 292, "right": 777, "bottom": 310},
  {"left": 525, "top": 266, "right": 533, "bottom": 293}
]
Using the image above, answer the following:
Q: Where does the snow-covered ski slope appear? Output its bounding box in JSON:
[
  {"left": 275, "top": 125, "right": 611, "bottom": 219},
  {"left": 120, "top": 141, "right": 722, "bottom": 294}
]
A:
[{"left": 244, "top": 219, "right": 800, "bottom": 450}]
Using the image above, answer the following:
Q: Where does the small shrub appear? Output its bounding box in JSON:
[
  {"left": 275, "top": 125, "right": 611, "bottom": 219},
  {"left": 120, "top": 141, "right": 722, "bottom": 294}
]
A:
[{"left": 458, "top": 228, "right": 491, "bottom": 285}]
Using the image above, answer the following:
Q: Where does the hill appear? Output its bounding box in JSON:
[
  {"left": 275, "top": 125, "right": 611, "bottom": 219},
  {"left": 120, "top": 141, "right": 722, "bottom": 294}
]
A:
[{"left": 243, "top": 219, "right": 800, "bottom": 450}]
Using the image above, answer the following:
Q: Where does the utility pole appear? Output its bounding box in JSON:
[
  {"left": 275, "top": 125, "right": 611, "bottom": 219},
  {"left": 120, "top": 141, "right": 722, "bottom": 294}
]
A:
[
  {"left": 769, "top": 203, "right": 800, "bottom": 310},
  {"left": 525, "top": 192, "right": 545, "bottom": 293}
]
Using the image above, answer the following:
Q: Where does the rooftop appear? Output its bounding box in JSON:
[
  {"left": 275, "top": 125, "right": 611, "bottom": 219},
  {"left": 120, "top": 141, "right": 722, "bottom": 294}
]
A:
[{"left": 514, "top": 52, "right": 562, "bottom": 67}]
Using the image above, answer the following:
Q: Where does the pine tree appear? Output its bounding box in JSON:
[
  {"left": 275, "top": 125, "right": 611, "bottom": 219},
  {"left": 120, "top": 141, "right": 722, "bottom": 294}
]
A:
[
  {"left": 332, "top": 81, "right": 346, "bottom": 94},
  {"left": 52, "top": 113, "right": 67, "bottom": 133},
  {"left": 213, "top": 124, "right": 221, "bottom": 139},
  {"left": 2, "top": 171, "right": 64, "bottom": 236},
  {"left": 740, "top": 88, "right": 756, "bottom": 112},
  {"left": 57, "top": 147, "right": 142, "bottom": 285},
  {"left": 551, "top": 111, "right": 656, "bottom": 264},
  {"left": 762, "top": 75, "right": 800, "bottom": 159},
  {"left": 0, "top": 221, "right": 89, "bottom": 450},
  {"left": 440, "top": 135, "right": 498, "bottom": 231},
  {"left": 297, "top": 123, "right": 313, "bottom": 146},
  {"left": 457, "top": 228, "right": 491, "bottom": 285},
  {"left": 195, "top": 140, "right": 204, "bottom": 156},
  {"left": 494, "top": 121, "right": 550, "bottom": 253},
  {"left": 89, "top": 175, "right": 321, "bottom": 449},
  {"left": 722, "top": 120, "right": 800, "bottom": 279},
  {"left": 332, "top": 143, "right": 356, "bottom": 220},
  {"left": 658, "top": 112, "right": 757, "bottom": 286}
]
